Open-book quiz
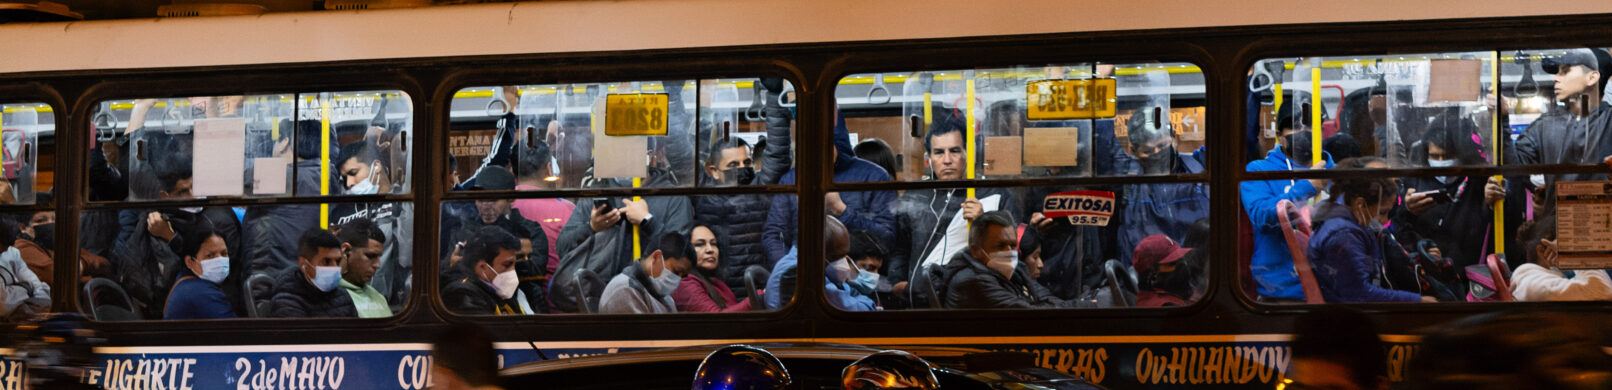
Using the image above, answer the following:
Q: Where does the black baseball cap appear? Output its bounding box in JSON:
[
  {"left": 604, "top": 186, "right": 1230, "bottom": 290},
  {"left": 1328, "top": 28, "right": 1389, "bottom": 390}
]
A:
[{"left": 468, "top": 166, "right": 515, "bottom": 191}]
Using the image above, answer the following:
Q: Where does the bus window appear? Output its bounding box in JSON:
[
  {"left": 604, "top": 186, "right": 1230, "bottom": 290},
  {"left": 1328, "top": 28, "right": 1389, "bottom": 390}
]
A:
[
  {"left": 448, "top": 80, "right": 794, "bottom": 191},
  {"left": 1, "top": 210, "right": 56, "bottom": 319},
  {"left": 87, "top": 91, "right": 413, "bottom": 201},
  {"left": 1241, "top": 49, "right": 1612, "bottom": 305},
  {"left": 833, "top": 64, "right": 1205, "bottom": 182},
  {"left": 1, "top": 102, "right": 50, "bottom": 205},
  {"left": 824, "top": 63, "right": 1209, "bottom": 311},
  {"left": 76, "top": 201, "right": 413, "bottom": 320}
]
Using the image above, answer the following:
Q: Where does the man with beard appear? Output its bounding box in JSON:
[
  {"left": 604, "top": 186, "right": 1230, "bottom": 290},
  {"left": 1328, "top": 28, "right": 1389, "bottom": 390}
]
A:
[{"left": 337, "top": 218, "right": 390, "bottom": 318}]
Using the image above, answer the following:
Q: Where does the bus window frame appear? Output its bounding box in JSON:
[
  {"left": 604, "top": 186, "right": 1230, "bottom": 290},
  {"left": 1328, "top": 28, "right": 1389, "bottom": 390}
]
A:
[
  {"left": 812, "top": 44, "right": 1219, "bottom": 321},
  {"left": 0, "top": 86, "right": 66, "bottom": 312},
  {"left": 63, "top": 71, "right": 427, "bottom": 327},
  {"left": 1233, "top": 39, "right": 1612, "bottom": 312},
  {"left": 432, "top": 64, "right": 811, "bottom": 322}
]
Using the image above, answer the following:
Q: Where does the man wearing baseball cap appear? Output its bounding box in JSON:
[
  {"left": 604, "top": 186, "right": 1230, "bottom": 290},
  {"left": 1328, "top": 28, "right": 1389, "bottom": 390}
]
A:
[
  {"left": 1515, "top": 48, "right": 1612, "bottom": 208},
  {"left": 1132, "top": 235, "right": 1193, "bottom": 307}
]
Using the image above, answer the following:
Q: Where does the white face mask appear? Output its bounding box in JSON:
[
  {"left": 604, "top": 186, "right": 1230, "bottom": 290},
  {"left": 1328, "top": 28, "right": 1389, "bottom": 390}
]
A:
[
  {"left": 312, "top": 265, "right": 341, "bottom": 292},
  {"left": 1531, "top": 174, "right": 1546, "bottom": 189},
  {"left": 485, "top": 263, "right": 518, "bottom": 299},
  {"left": 986, "top": 251, "right": 1018, "bottom": 279},
  {"left": 829, "top": 257, "right": 857, "bottom": 284},
  {"left": 347, "top": 162, "right": 382, "bottom": 195},
  {"left": 199, "top": 256, "right": 229, "bottom": 284}
]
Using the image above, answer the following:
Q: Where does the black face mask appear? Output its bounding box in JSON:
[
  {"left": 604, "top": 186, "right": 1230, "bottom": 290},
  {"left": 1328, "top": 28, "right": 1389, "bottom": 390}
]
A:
[
  {"left": 31, "top": 223, "right": 54, "bottom": 249},
  {"left": 514, "top": 257, "right": 541, "bottom": 277},
  {"left": 721, "top": 167, "right": 756, "bottom": 186},
  {"left": 1138, "top": 145, "right": 1176, "bottom": 174}
]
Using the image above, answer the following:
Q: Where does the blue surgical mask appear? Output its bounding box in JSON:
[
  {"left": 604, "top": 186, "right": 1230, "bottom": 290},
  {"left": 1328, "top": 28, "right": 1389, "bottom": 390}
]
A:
[
  {"left": 1428, "top": 158, "right": 1456, "bottom": 183},
  {"left": 850, "top": 269, "right": 879, "bottom": 295},
  {"left": 199, "top": 256, "right": 229, "bottom": 284},
  {"left": 312, "top": 266, "right": 341, "bottom": 292}
]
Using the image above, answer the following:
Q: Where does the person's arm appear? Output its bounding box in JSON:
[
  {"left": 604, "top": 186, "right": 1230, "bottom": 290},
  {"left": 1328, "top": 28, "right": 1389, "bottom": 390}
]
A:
[
  {"left": 270, "top": 293, "right": 307, "bottom": 318},
  {"left": 1239, "top": 179, "right": 1315, "bottom": 231},
  {"left": 840, "top": 189, "right": 897, "bottom": 244},
  {"left": 1318, "top": 231, "right": 1420, "bottom": 303},
  {"left": 950, "top": 274, "right": 1036, "bottom": 309},
  {"left": 1511, "top": 264, "right": 1612, "bottom": 301},
  {"left": 885, "top": 211, "right": 913, "bottom": 285},
  {"left": 758, "top": 78, "right": 793, "bottom": 185},
  {"left": 762, "top": 193, "right": 796, "bottom": 265},
  {"left": 556, "top": 198, "right": 597, "bottom": 258}
]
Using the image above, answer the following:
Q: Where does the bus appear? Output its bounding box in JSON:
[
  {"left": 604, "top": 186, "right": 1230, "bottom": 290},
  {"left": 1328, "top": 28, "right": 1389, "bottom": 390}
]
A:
[{"left": 3, "top": 1, "right": 1612, "bottom": 388}]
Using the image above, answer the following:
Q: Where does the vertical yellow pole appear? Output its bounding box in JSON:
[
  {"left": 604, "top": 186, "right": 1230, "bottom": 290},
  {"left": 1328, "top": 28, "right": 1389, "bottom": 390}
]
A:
[
  {"left": 1491, "top": 52, "right": 1506, "bottom": 254},
  {"left": 923, "top": 92, "right": 933, "bottom": 126},
  {"left": 1310, "top": 66, "right": 1323, "bottom": 168},
  {"left": 0, "top": 106, "right": 7, "bottom": 161},
  {"left": 965, "top": 79, "right": 977, "bottom": 202},
  {"left": 632, "top": 177, "right": 642, "bottom": 257},
  {"left": 319, "top": 95, "right": 331, "bottom": 229}
]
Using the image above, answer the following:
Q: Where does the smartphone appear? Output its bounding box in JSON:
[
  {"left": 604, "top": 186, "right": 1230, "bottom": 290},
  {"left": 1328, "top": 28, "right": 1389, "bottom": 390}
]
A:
[
  {"left": 594, "top": 197, "right": 615, "bottom": 212},
  {"left": 1413, "top": 190, "right": 1454, "bottom": 204}
]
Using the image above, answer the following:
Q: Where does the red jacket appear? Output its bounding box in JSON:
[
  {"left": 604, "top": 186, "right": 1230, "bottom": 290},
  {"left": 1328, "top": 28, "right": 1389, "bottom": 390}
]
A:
[{"left": 672, "top": 273, "right": 750, "bottom": 313}]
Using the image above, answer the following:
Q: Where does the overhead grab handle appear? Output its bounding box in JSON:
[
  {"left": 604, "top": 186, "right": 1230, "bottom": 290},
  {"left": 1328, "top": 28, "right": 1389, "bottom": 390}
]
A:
[{"left": 866, "top": 73, "right": 891, "bottom": 105}]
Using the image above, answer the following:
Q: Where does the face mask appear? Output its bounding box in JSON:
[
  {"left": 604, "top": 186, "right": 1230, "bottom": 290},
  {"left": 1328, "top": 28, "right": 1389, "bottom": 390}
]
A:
[
  {"left": 312, "top": 265, "right": 341, "bottom": 292},
  {"left": 199, "top": 256, "right": 229, "bottom": 284},
  {"left": 721, "top": 167, "right": 757, "bottom": 185},
  {"left": 850, "top": 269, "right": 879, "bottom": 295},
  {"left": 177, "top": 207, "right": 204, "bottom": 214},
  {"left": 31, "top": 223, "right": 53, "bottom": 248},
  {"left": 986, "top": 251, "right": 1018, "bottom": 279},
  {"left": 485, "top": 263, "right": 519, "bottom": 300},
  {"left": 347, "top": 162, "right": 382, "bottom": 195},
  {"left": 653, "top": 265, "right": 683, "bottom": 294},
  {"left": 1531, "top": 174, "right": 1546, "bottom": 189},
  {"left": 1427, "top": 158, "right": 1456, "bottom": 183},
  {"left": 829, "top": 258, "right": 856, "bottom": 284}
]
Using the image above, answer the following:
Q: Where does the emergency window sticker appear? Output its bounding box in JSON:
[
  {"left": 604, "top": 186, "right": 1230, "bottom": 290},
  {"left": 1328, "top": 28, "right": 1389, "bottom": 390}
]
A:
[
  {"left": 1042, "top": 190, "right": 1116, "bottom": 226},
  {"left": 604, "top": 93, "right": 669, "bottom": 136},
  {"left": 1025, "top": 78, "right": 1117, "bottom": 121},
  {"left": 1556, "top": 181, "right": 1612, "bottom": 269}
]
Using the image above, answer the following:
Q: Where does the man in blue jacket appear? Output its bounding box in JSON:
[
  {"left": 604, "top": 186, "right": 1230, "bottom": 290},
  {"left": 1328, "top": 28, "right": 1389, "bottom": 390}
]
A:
[
  {"left": 1242, "top": 102, "right": 1330, "bottom": 302},
  {"left": 762, "top": 114, "right": 896, "bottom": 268}
]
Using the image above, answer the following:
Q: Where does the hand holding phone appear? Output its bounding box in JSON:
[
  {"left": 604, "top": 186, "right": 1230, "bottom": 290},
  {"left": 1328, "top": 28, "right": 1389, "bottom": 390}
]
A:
[{"left": 1413, "top": 190, "right": 1453, "bottom": 204}]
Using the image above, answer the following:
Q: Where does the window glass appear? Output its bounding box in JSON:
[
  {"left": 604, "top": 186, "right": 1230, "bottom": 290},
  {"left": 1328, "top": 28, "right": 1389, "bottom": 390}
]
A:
[
  {"left": 77, "top": 202, "right": 413, "bottom": 320},
  {"left": 448, "top": 80, "right": 794, "bottom": 191},
  {"left": 1, "top": 102, "right": 51, "bottom": 205},
  {"left": 87, "top": 91, "right": 413, "bottom": 201},
  {"left": 1241, "top": 49, "right": 1612, "bottom": 305},
  {"left": 833, "top": 63, "right": 1205, "bottom": 182},
  {"left": 3, "top": 210, "right": 57, "bottom": 317}
]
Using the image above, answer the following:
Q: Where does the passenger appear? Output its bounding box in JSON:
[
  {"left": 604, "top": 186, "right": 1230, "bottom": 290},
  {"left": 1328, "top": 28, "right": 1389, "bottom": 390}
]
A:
[
  {"left": 445, "top": 152, "right": 461, "bottom": 190},
  {"left": 1390, "top": 112, "right": 1505, "bottom": 274},
  {"left": 112, "top": 154, "right": 244, "bottom": 318},
  {"left": 335, "top": 142, "right": 395, "bottom": 195},
  {"left": 762, "top": 113, "right": 895, "bottom": 266},
  {"left": 441, "top": 226, "right": 523, "bottom": 316},
  {"left": 941, "top": 211, "right": 1073, "bottom": 308},
  {"left": 694, "top": 138, "right": 770, "bottom": 291},
  {"left": 13, "top": 210, "right": 54, "bottom": 290},
  {"left": 1242, "top": 101, "right": 1330, "bottom": 303},
  {"left": 553, "top": 146, "right": 693, "bottom": 312},
  {"left": 853, "top": 138, "right": 899, "bottom": 180},
  {"left": 1286, "top": 307, "right": 1390, "bottom": 390},
  {"left": 1132, "top": 235, "right": 1192, "bottom": 307},
  {"left": 429, "top": 324, "right": 505, "bottom": 390},
  {"left": 1015, "top": 225, "right": 1044, "bottom": 280},
  {"left": 0, "top": 219, "right": 49, "bottom": 318},
  {"left": 245, "top": 120, "right": 331, "bottom": 283},
  {"left": 597, "top": 231, "right": 692, "bottom": 314},
  {"left": 1513, "top": 48, "right": 1612, "bottom": 199},
  {"left": 1411, "top": 312, "right": 1612, "bottom": 389},
  {"left": 270, "top": 229, "right": 355, "bottom": 318},
  {"left": 887, "top": 117, "right": 1015, "bottom": 305},
  {"left": 673, "top": 225, "right": 752, "bottom": 312},
  {"left": 1114, "top": 112, "right": 1209, "bottom": 267},
  {"left": 764, "top": 216, "right": 875, "bottom": 311},
  {"left": 756, "top": 77, "right": 795, "bottom": 185},
  {"left": 336, "top": 219, "right": 391, "bottom": 318},
  {"left": 1323, "top": 132, "right": 1364, "bottom": 162},
  {"left": 162, "top": 227, "right": 234, "bottom": 320},
  {"left": 510, "top": 137, "right": 573, "bottom": 279},
  {"left": 1510, "top": 215, "right": 1612, "bottom": 301},
  {"left": 442, "top": 166, "right": 548, "bottom": 283},
  {"left": 849, "top": 230, "right": 888, "bottom": 285},
  {"left": 1307, "top": 157, "right": 1433, "bottom": 303}
]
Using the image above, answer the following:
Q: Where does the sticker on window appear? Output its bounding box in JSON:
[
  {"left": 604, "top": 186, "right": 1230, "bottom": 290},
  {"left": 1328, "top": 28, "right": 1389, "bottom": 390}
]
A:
[{"left": 1042, "top": 190, "right": 1116, "bottom": 226}]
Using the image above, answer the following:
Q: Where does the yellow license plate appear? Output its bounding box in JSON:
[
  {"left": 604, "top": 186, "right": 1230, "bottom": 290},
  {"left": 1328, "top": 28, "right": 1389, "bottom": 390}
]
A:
[
  {"left": 604, "top": 93, "right": 670, "bottom": 136},
  {"left": 1025, "top": 79, "right": 1117, "bottom": 120}
]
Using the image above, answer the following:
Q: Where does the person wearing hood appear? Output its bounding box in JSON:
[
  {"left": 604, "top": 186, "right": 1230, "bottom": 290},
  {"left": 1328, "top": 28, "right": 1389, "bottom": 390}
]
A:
[
  {"left": 673, "top": 225, "right": 752, "bottom": 312},
  {"left": 1241, "top": 101, "right": 1332, "bottom": 302},
  {"left": 336, "top": 218, "right": 391, "bottom": 318},
  {"left": 941, "top": 211, "right": 1073, "bottom": 309},
  {"left": 1389, "top": 113, "right": 1505, "bottom": 277},
  {"left": 763, "top": 113, "right": 897, "bottom": 266},
  {"left": 1307, "top": 157, "right": 1433, "bottom": 303},
  {"left": 694, "top": 138, "right": 771, "bottom": 292},
  {"left": 885, "top": 115, "right": 1016, "bottom": 308},
  {"left": 162, "top": 227, "right": 234, "bottom": 320},
  {"left": 598, "top": 231, "right": 692, "bottom": 314},
  {"left": 1113, "top": 110, "right": 1210, "bottom": 268},
  {"left": 271, "top": 229, "right": 357, "bottom": 317},
  {"left": 442, "top": 226, "right": 524, "bottom": 316}
]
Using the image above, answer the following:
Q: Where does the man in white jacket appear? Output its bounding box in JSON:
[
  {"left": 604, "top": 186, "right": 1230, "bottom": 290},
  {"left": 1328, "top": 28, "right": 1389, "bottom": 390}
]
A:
[
  {"left": 1511, "top": 216, "right": 1612, "bottom": 301},
  {"left": 598, "top": 232, "right": 692, "bottom": 314}
]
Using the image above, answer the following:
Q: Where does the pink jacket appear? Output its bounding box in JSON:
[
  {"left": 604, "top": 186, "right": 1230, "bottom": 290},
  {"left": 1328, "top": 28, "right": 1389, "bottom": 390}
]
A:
[{"left": 672, "top": 274, "right": 750, "bottom": 313}]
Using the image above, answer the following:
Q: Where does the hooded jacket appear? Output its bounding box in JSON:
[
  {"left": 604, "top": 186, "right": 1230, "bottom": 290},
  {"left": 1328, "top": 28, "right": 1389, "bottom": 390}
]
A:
[
  {"left": 940, "top": 250, "right": 1070, "bottom": 309},
  {"left": 762, "top": 116, "right": 896, "bottom": 265},
  {"left": 1307, "top": 205, "right": 1421, "bottom": 303},
  {"left": 597, "top": 263, "right": 678, "bottom": 314},
  {"left": 269, "top": 266, "right": 358, "bottom": 318},
  {"left": 1241, "top": 147, "right": 1323, "bottom": 300}
]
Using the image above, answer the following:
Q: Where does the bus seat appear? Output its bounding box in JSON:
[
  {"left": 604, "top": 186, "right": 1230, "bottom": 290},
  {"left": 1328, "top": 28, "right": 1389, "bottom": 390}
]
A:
[
  {"left": 242, "top": 273, "right": 274, "bottom": 317},
  {"left": 82, "top": 277, "right": 139, "bottom": 321},
  {"left": 910, "top": 264, "right": 942, "bottom": 309},
  {"left": 1102, "top": 259, "right": 1138, "bottom": 307},
  {"left": 571, "top": 268, "right": 604, "bottom": 314},
  {"left": 1487, "top": 254, "right": 1514, "bottom": 302},
  {"left": 1278, "top": 199, "right": 1325, "bottom": 304},
  {"left": 742, "top": 265, "right": 770, "bottom": 311}
]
